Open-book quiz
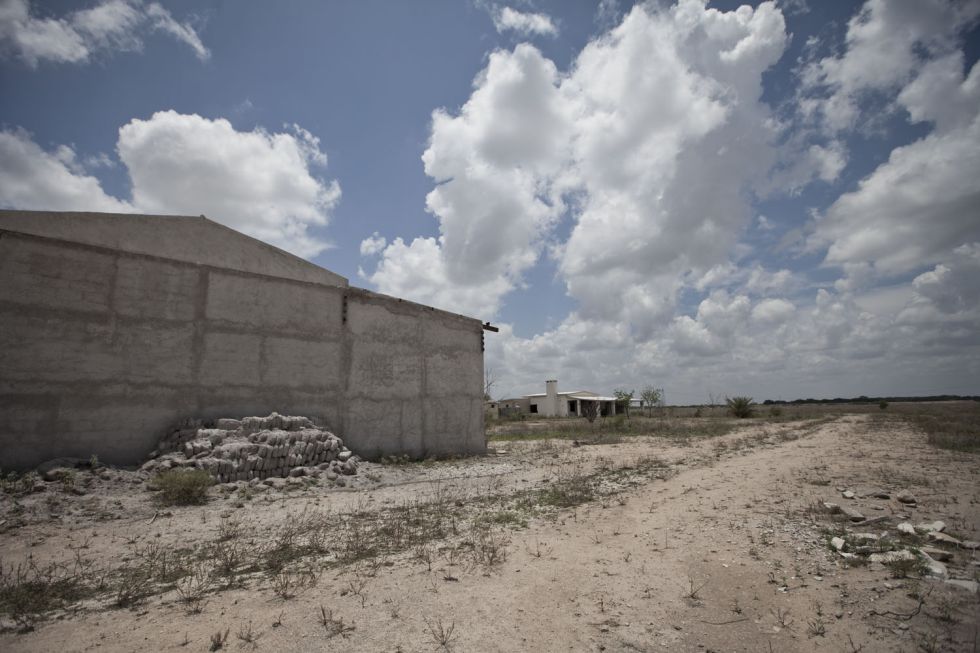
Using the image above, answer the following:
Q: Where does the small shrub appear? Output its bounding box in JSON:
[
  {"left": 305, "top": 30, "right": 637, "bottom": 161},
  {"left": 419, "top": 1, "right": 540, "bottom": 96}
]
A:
[
  {"left": 726, "top": 396, "right": 754, "bottom": 418},
  {"left": 0, "top": 471, "right": 37, "bottom": 496},
  {"left": 0, "top": 558, "right": 92, "bottom": 631},
  {"left": 153, "top": 469, "right": 212, "bottom": 506},
  {"left": 114, "top": 566, "right": 151, "bottom": 608},
  {"left": 768, "top": 406, "right": 783, "bottom": 418},
  {"left": 424, "top": 615, "right": 458, "bottom": 650},
  {"left": 317, "top": 605, "right": 354, "bottom": 638},
  {"left": 879, "top": 400, "right": 889, "bottom": 410},
  {"left": 209, "top": 628, "right": 229, "bottom": 651},
  {"left": 581, "top": 401, "right": 599, "bottom": 424},
  {"left": 885, "top": 555, "right": 927, "bottom": 579}
]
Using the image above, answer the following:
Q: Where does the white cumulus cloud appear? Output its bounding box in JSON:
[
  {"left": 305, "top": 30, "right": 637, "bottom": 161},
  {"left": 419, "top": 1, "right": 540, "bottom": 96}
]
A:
[
  {"left": 359, "top": 232, "right": 387, "bottom": 257},
  {"left": 811, "top": 57, "right": 980, "bottom": 279},
  {"left": 0, "top": 128, "right": 132, "bottom": 212},
  {"left": 493, "top": 6, "right": 558, "bottom": 37},
  {"left": 364, "top": 1, "right": 788, "bottom": 327},
  {"left": 0, "top": 112, "right": 341, "bottom": 258},
  {"left": 798, "top": 0, "right": 979, "bottom": 133},
  {"left": 0, "top": 0, "right": 209, "bottom": 67}
]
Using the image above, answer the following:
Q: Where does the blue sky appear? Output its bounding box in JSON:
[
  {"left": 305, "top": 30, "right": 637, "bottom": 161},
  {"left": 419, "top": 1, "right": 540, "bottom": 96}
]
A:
[{"left": 2, "top": 0, "right": 979, "bottom": 403}]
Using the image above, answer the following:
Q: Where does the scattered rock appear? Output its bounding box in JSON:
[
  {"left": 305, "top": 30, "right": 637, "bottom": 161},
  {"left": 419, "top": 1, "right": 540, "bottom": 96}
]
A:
[
  {"left": 851, "top": 533, "right": 879, "bottom": 543},
  {"left": 920, "top": 554, "right": 948, "bottom": 580},
  {"left": 869, "top": 550, "right": 916, "bottom": 564},
  {"left": 916, "top": 520, "right": 945, "bottom": 533},
  {"left": 895, "top": 490, "right": 917, "bottom": 504},
  {"left": 928, "top": 532, "right": 961, "bottom": 547},
  {"left": 842, "top": 490, "right": 855, "bottom": 499},
  {"left": 853, "top": 516, "right": 889, "bottom": 527},
  {"left": 841, "top": 507, "right": 865, "bottom": 522},
  {"left": 831, "top": 537, "right": 846, "bottom": 551},
  {"left": 959, "top": 540, "right": 979, "bottom": 550},
  {"left": 823, "top": 502, "right": 841, "bottom": 514},
  {"left": 920, "top": 546, "right": 952, "bottom": 562},
  {"left": 869, "top": 490, "right": 890, "bottom": 499},
  {"left": 41, "top": 467, "right": 74, "bottom": 482},
  {"left": 36, "top": 457, "right": 85, "bottom": 479},
  {"left": 896, "top": 522, "right": 916, "bottom": 536}
]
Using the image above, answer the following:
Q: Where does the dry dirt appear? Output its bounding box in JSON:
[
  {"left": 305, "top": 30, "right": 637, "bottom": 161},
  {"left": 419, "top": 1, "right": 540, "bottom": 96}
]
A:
[{"left": 2, "top": 413, "right": 979, "bottom": 652}]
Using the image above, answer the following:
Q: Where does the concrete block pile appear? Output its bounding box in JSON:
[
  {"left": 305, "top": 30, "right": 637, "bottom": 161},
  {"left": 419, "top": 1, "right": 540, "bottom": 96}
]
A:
[{"left": 142, "top": 412, "right": 358, "bottom": 483}]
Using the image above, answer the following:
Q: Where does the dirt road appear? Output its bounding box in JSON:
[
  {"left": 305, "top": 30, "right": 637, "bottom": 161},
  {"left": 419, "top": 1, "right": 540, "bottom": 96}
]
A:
[{"left": 2, "top": 414, "right": 978, "bottom": 651}]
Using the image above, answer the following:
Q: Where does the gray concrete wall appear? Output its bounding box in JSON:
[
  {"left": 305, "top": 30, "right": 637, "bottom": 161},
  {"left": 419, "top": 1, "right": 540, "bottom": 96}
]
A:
[
  {"left": 0, "top": 212, "right": 485, "bottom": 469},
  {"left": 0, "top": 210, "right": 348, "bottom": 287}
]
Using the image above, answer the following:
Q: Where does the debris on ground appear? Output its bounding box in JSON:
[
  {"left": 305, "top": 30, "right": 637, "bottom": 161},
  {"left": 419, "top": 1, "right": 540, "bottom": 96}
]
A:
[{"left": 140, "top": 412, "right": 359, "bottom": 483}]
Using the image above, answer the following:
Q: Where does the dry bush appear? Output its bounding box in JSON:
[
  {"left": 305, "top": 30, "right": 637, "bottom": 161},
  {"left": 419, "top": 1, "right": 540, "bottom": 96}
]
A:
[
  {"left": 152, "top": 469, "right": 213, "bottom": 505},
  {"left": 0, "top": 557, "right": 95, "bottom": 631}
]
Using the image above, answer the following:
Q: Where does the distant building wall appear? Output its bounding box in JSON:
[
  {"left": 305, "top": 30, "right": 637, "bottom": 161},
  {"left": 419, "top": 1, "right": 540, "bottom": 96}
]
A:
[{"left": 0, "top": 212, "right": 485, "bottom": 468}]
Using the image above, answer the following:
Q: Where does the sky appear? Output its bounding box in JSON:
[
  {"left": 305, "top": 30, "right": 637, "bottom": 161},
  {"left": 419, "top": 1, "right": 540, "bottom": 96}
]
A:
[{"left": 1, "top": 0, "right": 979, "bottom": 404}]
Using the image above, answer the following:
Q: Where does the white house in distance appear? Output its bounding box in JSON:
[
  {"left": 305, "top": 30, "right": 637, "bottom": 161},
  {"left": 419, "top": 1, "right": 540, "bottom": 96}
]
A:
[{"left": 504, "top": 380, "right": 618, "bottom": 417}]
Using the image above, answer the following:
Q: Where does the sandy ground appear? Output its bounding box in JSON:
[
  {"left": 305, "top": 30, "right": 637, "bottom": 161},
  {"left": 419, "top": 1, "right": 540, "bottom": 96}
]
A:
[{"left": 2, "top": 414, "right": 978, "bottom": 652}]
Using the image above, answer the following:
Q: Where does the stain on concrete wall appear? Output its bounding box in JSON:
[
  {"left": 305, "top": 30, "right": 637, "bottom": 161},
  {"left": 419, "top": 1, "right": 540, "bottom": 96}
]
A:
[{"left": 0, "top": 211, "right": 486, "bottom": 468}]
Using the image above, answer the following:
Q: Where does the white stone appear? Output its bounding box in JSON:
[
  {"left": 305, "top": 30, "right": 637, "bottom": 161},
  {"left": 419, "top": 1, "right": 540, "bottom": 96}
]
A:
[
  {"left": 841, "top": 507, "right": 864, "bottom": 522},
  {"left": 920, "top": 553, "right": 948, "bottom": 580},
  {"left": 896, "top": 490, "right": 917, "bottom": 504},
  {"left": 920, "top": 546, "right": 952, "bottom": 562},
  {"left": 869, "top": 550, "right": 916, "bottom": 563},
  {"left": 928, "top": 532, "right": 961, "bottom": 546}
]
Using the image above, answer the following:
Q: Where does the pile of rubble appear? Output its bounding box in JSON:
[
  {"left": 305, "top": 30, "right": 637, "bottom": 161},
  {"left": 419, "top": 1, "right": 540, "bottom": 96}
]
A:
[
  {"left": 142, "top": 413, "right": 359, "bottom": 483},
  {"left": 822, "top": 488, "right": 980, "bottom": 593}
]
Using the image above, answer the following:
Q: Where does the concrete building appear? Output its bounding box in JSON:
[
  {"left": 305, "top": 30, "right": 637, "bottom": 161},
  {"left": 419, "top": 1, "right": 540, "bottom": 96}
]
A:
[
  {"left": 0, "top": 210, "right": 489, "bottom": 469},
  {"left": 502, "top": 380, "right": 617, "bottom": 418}
]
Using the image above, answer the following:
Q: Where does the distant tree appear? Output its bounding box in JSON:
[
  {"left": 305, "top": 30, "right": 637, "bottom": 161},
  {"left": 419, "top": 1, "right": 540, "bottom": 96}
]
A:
[
  {"left": 613, "top": 389, "right": 634, "bottom": 418},
  {"left": 484, "top": 367, "right": 497, "bottom": 402},
  {"left": 726, "top": 396, "right": 754, "bottom": 418},
  {"left": 641, "top": 386, "right": 662, "bottom": 417},
  {"left": 582, "top": 400, "right": 599, "bottom": 424}
]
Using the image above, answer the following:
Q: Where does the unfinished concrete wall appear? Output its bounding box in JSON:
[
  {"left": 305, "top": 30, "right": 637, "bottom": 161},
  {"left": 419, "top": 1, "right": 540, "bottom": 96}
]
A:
[
  {"left": 344, "top": 288, "right": 485, "bottom": 459},
  {"left": 0, "top": 211, "right": 485, "bottom": 469}
]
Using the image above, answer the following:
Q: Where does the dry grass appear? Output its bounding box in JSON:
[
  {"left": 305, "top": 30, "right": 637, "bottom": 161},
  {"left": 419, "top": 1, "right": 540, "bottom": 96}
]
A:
[
  {"left": 488, "top": 415, "right": 739, "bottom": 443},
  {"left": 150, "top": 469, "right": 213, "bottom": 506},
  {"left": 898, "top": 402, "right": 980, "bottom": 452}
]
